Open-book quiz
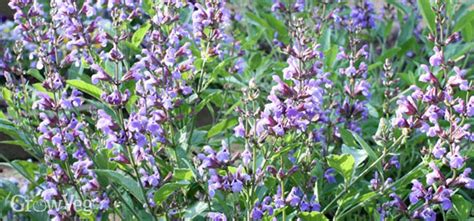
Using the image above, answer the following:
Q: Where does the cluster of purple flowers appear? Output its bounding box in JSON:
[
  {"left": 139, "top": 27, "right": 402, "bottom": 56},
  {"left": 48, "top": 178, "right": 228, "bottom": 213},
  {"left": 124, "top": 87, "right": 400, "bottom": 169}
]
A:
[
  {"left": 34, "top": 78, "right": 109, "bottom": 218},
  {"left": 192, "top": 0, "right": 245, "bottom": 76},
  {"left": 271, "top": 0, "right": 305, "bottom": 13},
  {"left": 335, "top": 44, "right": 371, "bottom": 134},
  {"left": 250, "top": 186, "right": 321, "bottom": 221},
  {"left": 197, "top": 141, "right": 251, "bottom": 197},
  {"left": 369, "top": 156, "right": 406, "bottom": 219},
  {"left": 350, "top": 0, "right": 376, "bottom": 29},
  {"left": 6, "top": 0, "right": 120, "bottom": 219},
  {"left": 255, "top": 28, "right": 331, "bottom": 140},
  {"left": 393, "top": 8, "right": 473, "bottom": 217}
]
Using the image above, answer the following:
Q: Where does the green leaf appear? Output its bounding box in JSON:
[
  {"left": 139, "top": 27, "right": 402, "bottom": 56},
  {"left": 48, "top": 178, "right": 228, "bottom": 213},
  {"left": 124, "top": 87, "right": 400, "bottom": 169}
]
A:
[
  {"left": 387, "top": 0, "right": 410, "bottom": 15},
  {"left": 0, "top": 140, "right": 28, "bottom": 147},
  {"left": 320, "top": 28, "right": 332, "bottom": 51},
  {"left": 368, "top": 61, "right": 383, "bottom": 72},
  {"left": 327, "top": 154, "right": 355, "bottom": 182},
  {"left": 366, "top": 104, "right": 379, "bottom": 118},
  {"left": 207, "top": 118, "right": 238, "bottom": 138},
  {"left": 95, "top": 169, "right": 145, "bottom": 204},
  {"left": 452, "top": 194, "right": 472, "bottom": 220},
  {"left": 27, "top": 69, "right": 44, "bottom": 81},
  {"left": 249, "top": 54, "right": 262, "bottom": 70},
  {"left": 2, "top": 88, "right": 13, "bottom": 106},
  {"left": 453, "top": 10, "right": 474, "bottom": 32},
  {"left": 352, "top": 132, "right": 384, "bottom": 180},
  {"left": 10, "top": 160, "right": 39, "bottom": 181},
  {"left": 352, "top": 133, "right": 378, "bottom": 164},
  {"left": 324, "top": 45, "right": 338, "bottom": 69},
  {"left": 173, "top": 168, "right": 194, "bottom": 182},
  {"left": 154, "top": 181, "right": 189, "bottom": 204},
  {"left": 0, "top": 119, "right": 30, "bottom": 145},
  {"left": 398, "top": 15, "right": 416, "bottom": 44},
  {"left": 184, "top": 202, "right": 207, "bottom": 219},
  {"left": 376, "top": 48, "right": 400, "bottom": 63},
  {"left": 339, "top": 128, "right": 358, "bottom": 147},
  {"left": 66, "top": 80, "right": 104, "bottom": 100},
  {"left": 341, "top": 144, "right": 368, "bottom": 168},
  {"left": 32, "top": 83, "right": 54, "bottom": 98},
  {"left": 132, "top": 22, "right": 151, "bottom": 47},
  {"left": 417, "top": 0, "right": 436, "bottom": 33},
  {"left": 299, "top": 212, "right": 329, "bottom": 221},
  {"left": 142, "top": 0, "right": 155, "bottom": 16}
]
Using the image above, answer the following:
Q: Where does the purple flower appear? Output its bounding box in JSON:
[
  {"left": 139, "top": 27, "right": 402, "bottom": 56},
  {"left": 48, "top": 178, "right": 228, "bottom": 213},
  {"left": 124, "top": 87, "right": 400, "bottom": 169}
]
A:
[
  {"left": 447, "top": 152, "right": 464, "bottom": 169},
  {"left": 33, "top": 92, "right": 55, "bottom": 110},
  {"left": 232, "top": 57, "right": 245, "bottom": 74},
  {"left": 370, "top": 172, "right": 380, "bottom": 190},
  {"left": 350, "top": 0, "right": 376, "bottom": 29},
  {"left": 455, "top": 168, "right": 474, "bottom": 189},
  {"left": 447, "top": 67, "right": 469, "bottom": 91},
  {"left": 273, "top": 186, "right": 285, "bottom": 208},
  {"left": 231, "top": 179, "right": 243, "bottom": 193},
  {"left": 60, "top": 89, "right": 83, "bottom": 109},
  {"left": 97, "top": 110, "right": 115, "bottom": 134},
  {"left": 91, "top": 64, "right": 112, "bottom": 84},
  {"left": 41, "top": 184, "right": 58, "bottom": 201},
  {"left": 98, "top": 196, "right": 110, "bottom": 210},
  {"left": 324, "top": 168, "right": 336, "bottom": 184},
  {"left": 234, "top": 118, "right": 245, "bottom": 138},
  {"left": 419, "top": 207, "right": 436, "bottom": 221},
  {"left": 208, "top": 212, "right": 227, "bottom": 221},
  {"left": 419, "top": 64, "right": 438, "bottom": 84},
  {"left": 426, "top": 162, "right": 443, "bottom": 185},
  {"left": 432, "top": 141, "right": 446, "bottom": 159},
  {"left": 434, "top": 186, "right": 452, "bottom": 210},
  {"left": 446, "top": 145, "right": 465, "bottom": 169},
  {"left": 409, "top": 179, "right": 425, "bottom": 204},
  {"left": 429, "top": 47, "right": 443, "bottom": 67},
  {"left": 285, "top": 187, "right": 302, "bottom": 206},
  {"left": 388, "top": 156, "right": 400, "bottom": 169},
  {"left": 251, "top": 206, "right": 263, "bottom": 220},
  {"left": 467, "top": 97, "right": 474, "bottom": 117},
  {"left": 216, "top": 141, "right": 230, "bottom": 163},
  {"left": 241, "top": 148, "right": 252, "bottom": 166}
]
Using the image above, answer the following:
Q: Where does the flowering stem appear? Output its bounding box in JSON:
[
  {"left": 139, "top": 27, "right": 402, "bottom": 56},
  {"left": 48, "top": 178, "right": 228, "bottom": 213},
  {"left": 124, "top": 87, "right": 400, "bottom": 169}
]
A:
[
  {"left": 115, "top": 80, "right": 157, "bottom": 220},
  {"left": 322, "top": 151, "right": 386, "bottom": 213},
  {"left": 338, "top": 163, "right": 424, "bottom": 219},
  {"left": 280, "top": 155, "right": 286, "bottom": 221},
  {"left": 187, "top": 42, "right": 210, "bottom": 149},
  {"left": 111, "top": 184, "right": 140, "bottom": 219},
  {"left": 322, "top": 135, "right": 406, "bottom": 214}
]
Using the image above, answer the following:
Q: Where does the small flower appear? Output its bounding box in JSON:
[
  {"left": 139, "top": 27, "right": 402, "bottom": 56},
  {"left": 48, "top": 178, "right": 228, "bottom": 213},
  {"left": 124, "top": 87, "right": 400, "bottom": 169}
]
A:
[
  {"left": 285, "top": 187, "right": 302, "bottom": 206},
  {"left": 234, "top": 118, "right": 245, "bottom": 138},
  {"left": 41, "top": 184, "right": 58, "bottom": 201},
  {"left": 91, "top": 64, "right": 112, "bottom": 84},
  {"left": 216, "top": 142, "right": 230, "bottom": 163},
  {"left": 208, "top": 212, "right": 227, "bottom": 221},
  {"left": 429, "top": 47, "right": 443, "bottom": 67},
  {"left": 324, "top": 168, "right": 336, "bottom": 184},
  {"left": 432, "top": 141, "right": 446, "bottom": 159},
  {"left": 241, "top": 148, "right": 252, "bottom": 166}
]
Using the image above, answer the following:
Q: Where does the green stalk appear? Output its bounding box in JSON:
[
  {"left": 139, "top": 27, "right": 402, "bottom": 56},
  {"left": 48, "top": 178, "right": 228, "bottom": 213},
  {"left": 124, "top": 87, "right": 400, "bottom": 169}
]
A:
[{"left": 322, "top": 135, "right": 406, "bottom": 214}]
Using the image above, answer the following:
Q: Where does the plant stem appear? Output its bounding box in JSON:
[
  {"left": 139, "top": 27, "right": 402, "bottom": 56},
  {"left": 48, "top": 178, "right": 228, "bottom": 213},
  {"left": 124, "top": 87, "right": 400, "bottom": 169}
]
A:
[
  {"left": 338, "top": 163, "right": 423, "bottom": 219},
  {"left": 322, "top": 135, "right": 406, "bottom": 214},
  {"left": 280, "top": 156, "right": 286, "bottom": 221}
]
